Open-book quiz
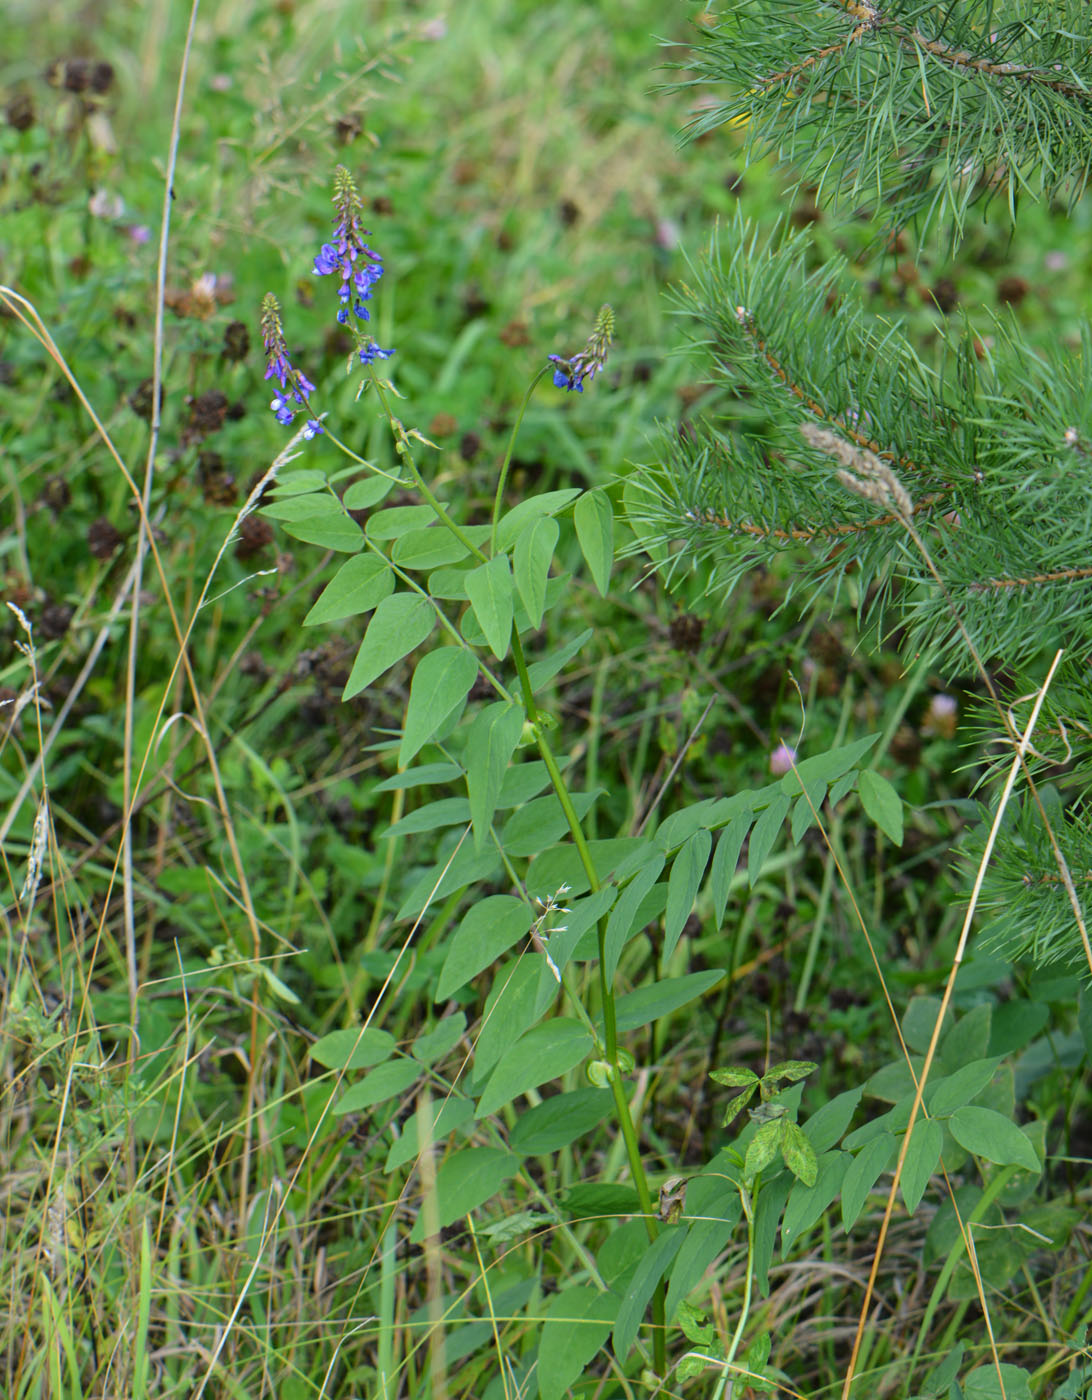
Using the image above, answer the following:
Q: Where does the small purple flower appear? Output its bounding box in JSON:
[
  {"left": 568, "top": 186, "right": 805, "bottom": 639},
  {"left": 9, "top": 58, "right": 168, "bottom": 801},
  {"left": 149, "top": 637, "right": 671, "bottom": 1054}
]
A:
[
  {"left": 549, "top": 304, "right": 614, "bottom": 394},
  {"left": 359, "top": 339, "right": 395, "bottom": 367},
  {"left": 302, "top": 419, "right": 324, "bottom": 439}
]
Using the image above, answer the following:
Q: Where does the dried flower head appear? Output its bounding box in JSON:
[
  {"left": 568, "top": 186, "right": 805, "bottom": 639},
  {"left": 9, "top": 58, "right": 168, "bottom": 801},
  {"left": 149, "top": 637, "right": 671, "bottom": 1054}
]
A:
[{"left": 800, "top": 422, "right": 913, "bottom": 520}]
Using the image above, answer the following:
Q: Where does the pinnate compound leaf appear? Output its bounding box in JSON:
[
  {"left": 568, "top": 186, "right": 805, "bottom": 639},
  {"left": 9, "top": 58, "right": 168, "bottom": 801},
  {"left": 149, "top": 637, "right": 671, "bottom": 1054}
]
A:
[
  {"left": 574, "top": 488, "right": 614, "bottom": 596},
  {"left": 474, "top": 1018, "right": 592, "bottom": 1118},
  {"left": 343, "top": 593, "right": 436, "bottom": 700},
  {"left": 304, "top": 554, "right": 395, "bottom": 626},
  {"left": 408, "top": 1147, "right": 520, "bottom": 1243},
  {"left": 663, "top": 829, "right": 712, "bottom": 966},
  {"left": 513, "top": 515, "right": 558, "bottom": 630},
  {"left": 436, "top": 896, "right": 534, "bottom": 1002},
  {"left": 465, "top": 554, "right": 514, "bottom": 659},
  {"left": 399, "top": 647, "right": 479, "bottom": 768},
  {"left": 858, "top": 770, "right": 904, "bottom": 845},
  {"left": 949, "top": 1106, "right": 1041, "bottom": 1173},
  {"left": 465, "top": 701, "right": 525, "bottom": 850},
  {"left": 538, "top": 1286, "right": 617, "bottom": 1400}
]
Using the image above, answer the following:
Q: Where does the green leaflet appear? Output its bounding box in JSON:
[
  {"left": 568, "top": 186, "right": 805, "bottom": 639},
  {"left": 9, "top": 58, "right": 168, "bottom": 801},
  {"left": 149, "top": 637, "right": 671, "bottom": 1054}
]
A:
[
  {"left": 436, "top": 895, "right": 534, "bottom": 1002},
  {"left": 900, "top": 1117, "right": 944, "bottom": 1212},
  {"left": 474, "top": 1018, "right": 593, "bottom": 1118},
  {"left": 612, "top": 1226, "right": 686, "bottom": 1359},
  {"left": 385, "top": 1097, "right": 474, "bottom": 1174},
  {"left": 366, "top": 503, "right": 437, "bottom": 539},
  {"left": 465, "top": 701, "right": 526, "bottom": 850},
  {"left": 399, "top": 647, "right": 479, "bottom": 768},
  {"left": 310, "top": 1027, "right": 395, "bottom": 1071},
  {"left": 604, "top": 850, "right": 665, "bottom": 981},
  {"left": 948, "top": 1106, "right": 1041, "bottom": 1173},
  {"left": 332, "top": 1059, "right": 420, "bottom": 1115},
  {"left": 304, "top": 554, "right": 394, "bottom": 626},
  {"left": 509, "top": 1088, "right": 614, "bottom": 1155},
  {"left": 842, "top": 1132, "right": 896, "bottom": 1231},
  {"left": 574, "top": 488, "right": 614, "bottom": 596},
  {"left": 465, "top": 554, "right": 515, "bottom": 659},
  {"left": 513, "top": 515, "right": 558, "bottom": 630},
  {"left": 408, "top": 1146, "right": 520, "bottom": 1243},
  {"left": 494, "top": 488, "right": 580, "bottom": 553},
  {"left": 342, "top": 593, "right": 436, "bottom": 700},
  {"left": 610, "top": 970, "right": 726, "bottom": 1034},
  {"left": 663, "top": 828, "right": 712, "bottom": 967},
  {"left": 472, "top": 958, "right": 557, "bottom": 1080},
  {"left": 709, "top": 811, "right": 750, "bottom": 925},
  {"left": 747, "top": 793, "right": 790, "bottom": 886},
  {"left": 537, "top": 1286, "right": 617, "bottom": 1400},
  {"left": 858, "top": 769, "right": 904, "bottom": 845},
  {"left": 781, "top": 1151, "right": 846, "bottom": 1253},
  {"left": 281, "top": 509, "right": 365, "bottom": 552}
]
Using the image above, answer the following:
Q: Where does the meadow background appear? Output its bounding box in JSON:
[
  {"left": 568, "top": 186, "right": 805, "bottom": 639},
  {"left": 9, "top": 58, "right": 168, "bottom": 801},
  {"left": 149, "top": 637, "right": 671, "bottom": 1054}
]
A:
[{"left": 3, "top": 1, "right": 1092, "bottom": 1397}]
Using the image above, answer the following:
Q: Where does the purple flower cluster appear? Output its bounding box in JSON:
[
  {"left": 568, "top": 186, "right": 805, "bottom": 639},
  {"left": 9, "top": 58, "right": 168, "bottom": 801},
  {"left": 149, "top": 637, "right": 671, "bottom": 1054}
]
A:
[
  {"left": 548, "top": 304, "right": 614, "bottom": 393},
  {"left": 313, "top": 165, "right": 395, "bottom": 370},
  {"left": 259, "top": 166, "right": 396, "bottom": 443},
  {"left": 261, "top": 294, "right": 323, "bottom": 439}
]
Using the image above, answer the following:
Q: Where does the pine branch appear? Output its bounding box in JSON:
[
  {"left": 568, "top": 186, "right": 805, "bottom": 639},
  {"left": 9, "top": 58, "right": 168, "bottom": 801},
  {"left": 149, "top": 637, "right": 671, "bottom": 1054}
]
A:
[{"left": 680, "top": 0, "right": 1092, "bottom": 237}]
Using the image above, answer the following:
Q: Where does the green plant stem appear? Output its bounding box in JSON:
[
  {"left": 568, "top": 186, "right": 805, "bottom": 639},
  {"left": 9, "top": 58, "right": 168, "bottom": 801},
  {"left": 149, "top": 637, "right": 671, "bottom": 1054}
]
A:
[
  {"left": 370, "top": 376, "right": 489, "bottom": 564},
  {"left": 372, "top": 363, "right": 664, "bottom": 1374},
  {"left": 491, "top": 366, "right": 552, "bottom": 553},
  {"left": 904, "top": 1164, "right": 1017, "bottom": 1391},
  {"left": 712, "top": 1181, "right": 755, "bottom": 1400}
]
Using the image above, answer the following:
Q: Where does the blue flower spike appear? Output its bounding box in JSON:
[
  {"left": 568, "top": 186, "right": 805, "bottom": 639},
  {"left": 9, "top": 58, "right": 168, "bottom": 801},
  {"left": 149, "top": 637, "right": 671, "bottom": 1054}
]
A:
[
  {"left": 313, "top": 165, "right": 395, "bottom": 364},
  {"left": 548, "top": 304, "right": 614, "bottom": 393},
  {"left": 260, "top": 293, "right": 323, "bottom": 437}
]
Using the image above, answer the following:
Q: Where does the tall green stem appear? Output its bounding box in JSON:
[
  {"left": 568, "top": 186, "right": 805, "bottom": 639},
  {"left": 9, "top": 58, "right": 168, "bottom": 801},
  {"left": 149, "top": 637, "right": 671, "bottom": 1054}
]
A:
[{"left": 369, "top": 365, "right": 664, "bottom": 1374}]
